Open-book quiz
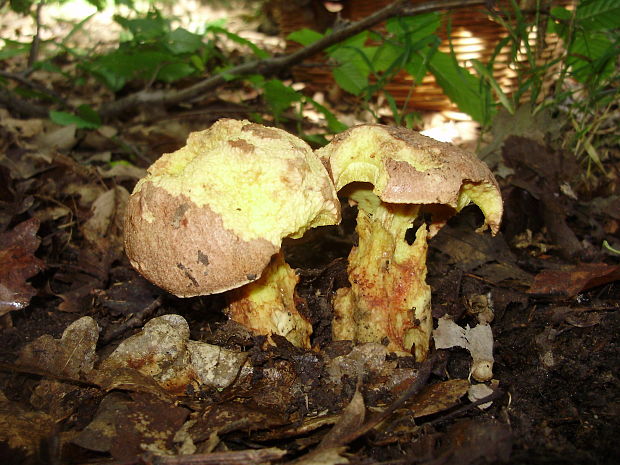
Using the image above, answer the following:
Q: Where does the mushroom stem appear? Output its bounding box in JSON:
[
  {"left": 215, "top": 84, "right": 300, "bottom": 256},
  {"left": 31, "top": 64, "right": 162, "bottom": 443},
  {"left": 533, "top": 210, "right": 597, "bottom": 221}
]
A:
[
  {"left": 332, "top": 191, "right": 432, "bottom": 360},
  {"left": 225, "top": 251, "right": 312, "bottom": 348}
]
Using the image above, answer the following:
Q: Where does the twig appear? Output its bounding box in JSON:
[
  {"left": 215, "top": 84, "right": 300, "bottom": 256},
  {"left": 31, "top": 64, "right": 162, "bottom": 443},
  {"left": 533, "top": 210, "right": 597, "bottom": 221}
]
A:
[
  {"left": 339, "top": 356, "right": 434, "bottom": 444},
  {"left": 101, "top": 295, "right": 164, "bottom": 344},
  {"left": 0, "top": 86, "right": 49, "bottom": 118},
  {"left": 426, "top": 388, "right": 505, "bottom": 426},
  {"left": 28, "top": 1, "right": 45, "bottom": 68},
  {"left": 0, "top": 70, "right": 68, "bottom": 105},
  {"left": 140, "top": 448, "right": 286, "bottom": 465},
  {"left": 99, "top": 0, "right": 487, "bottom": 119}
]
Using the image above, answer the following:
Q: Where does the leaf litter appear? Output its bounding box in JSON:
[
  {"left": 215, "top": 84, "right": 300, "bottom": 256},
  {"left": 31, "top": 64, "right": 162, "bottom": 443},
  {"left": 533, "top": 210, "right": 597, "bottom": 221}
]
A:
[{"left": 0, "top": 19, "right": 619, "bottom": 465}]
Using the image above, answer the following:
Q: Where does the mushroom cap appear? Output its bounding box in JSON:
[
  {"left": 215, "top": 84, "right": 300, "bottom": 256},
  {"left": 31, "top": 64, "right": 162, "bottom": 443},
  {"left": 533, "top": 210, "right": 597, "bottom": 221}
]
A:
[
  {"left": 317, "top": 124, "right": 502, "bottom": 234},
  {"left": 124, "top": 119, "right": 340, "bottom": 297}
]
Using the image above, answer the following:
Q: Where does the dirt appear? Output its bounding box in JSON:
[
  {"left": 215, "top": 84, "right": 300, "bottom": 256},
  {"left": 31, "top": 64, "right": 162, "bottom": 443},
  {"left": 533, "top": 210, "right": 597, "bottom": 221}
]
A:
[
  {"left": 0, "top": 9, "right": 618, "bottom": 460},
  {"left": 1, "top": 193, "right": 619, "bottom": 465}
]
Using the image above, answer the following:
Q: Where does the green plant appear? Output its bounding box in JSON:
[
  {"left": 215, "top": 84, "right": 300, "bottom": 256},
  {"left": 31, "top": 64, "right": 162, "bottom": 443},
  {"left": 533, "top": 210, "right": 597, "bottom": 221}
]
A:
[
  {"left": 290, "top": 12, "right": 495, "bottom": 127},
  {"left": 81, "top": 9, "right": 224, "bottom": 91}
]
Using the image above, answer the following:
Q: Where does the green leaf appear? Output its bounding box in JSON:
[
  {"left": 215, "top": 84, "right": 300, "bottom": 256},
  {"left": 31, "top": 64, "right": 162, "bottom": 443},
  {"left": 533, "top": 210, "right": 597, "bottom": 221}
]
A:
[
  {"left": 50, "top": 105, "right": 101, "bottom": 129},
  {"left": 262, "top": 79, "right": 302, "bottom": 119},
  {"left": 9, "top": 0, "right": 32, "bottom": 14},
  {"left": 548, "top": 6, "right": 573, "bottom": 37},
  {"left": 76, "top": 104, "right": 102, "bottom": 126},
  {"left": 114, "top": 13, "right": 169, "bottom": 42},
  {"left": 428, "top": 51, "right": 494, "bottom": 125},
  {"left": 288, "top": 28, "right": 324, "bottom": 46},
  {"left": 166, "top": 28, "right": 204, "bottom": 55},
  {"left": 383, "top": 92, "right": 402, "bottom": 125},
  {"left": 576, "top": 0, "right": 620, "bottom": 31},
  {"left": 333, "top": 58, "right": 370, "bottom": 95},
  {"left": 329, "top": 33, "right": 373, "bottom": 95},
  {"left": 568, "top": 32, "right": 616, "bottom": 83},
  {"left": 471, "top": 59, "right": 514, "bottom": 114},
  {"left": 403, "top": 37, "right": 439, "bottom": 84},
  {"left": 367, "top": 44, "right": 401, "bottom": 73},
  {"left": 307, "top": 99, "right": 348, "bottom": 133},
  {"left": 207, "top": 26, "right": 269, "bottom": 59},
  {"left": 157, "top": 62, "right": 196, "bottom": 82},
  {"left": 385, "top": 12, "right": 440, "bottom": 41},
  {"left": 189, "top": 54, "right": 205, "bottom": 71},
  {"left": 0, "top": 40, "right": 30, "bottom": 60}
]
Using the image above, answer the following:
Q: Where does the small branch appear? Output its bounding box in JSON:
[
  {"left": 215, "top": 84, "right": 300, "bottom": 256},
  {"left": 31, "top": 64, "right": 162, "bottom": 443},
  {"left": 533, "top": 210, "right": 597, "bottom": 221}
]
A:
[
  {"left": 339, "top": 356, "right": 434, "bottom": 444},
  {"left": 28, "top": 1, "right": 45, "bottom": 68},
  {"left": 99, "top": 0, "right": 487, "bottom": 119},
  {"left": 0, "top": 87, "right": 49, "bottom": 118},
  {"left": 100, "top": 296, "right": 163, "bottom": 344},
  {"left": 0, "top": 70, "right": 68, "bottom": 105},
  {"left": 138, "top": 448, "right": 286, "bottom": 465}
]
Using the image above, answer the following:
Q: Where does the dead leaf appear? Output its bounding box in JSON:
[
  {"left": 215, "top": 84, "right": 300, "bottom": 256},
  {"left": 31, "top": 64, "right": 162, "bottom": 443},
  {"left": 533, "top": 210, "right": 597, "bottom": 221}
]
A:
[
  {"left": 290, "top": 447, "right": 349, "bottom": 465},
  {"left": 408, "top": 379, "right": 470, "bottom": 417},
  {"left": 528, "top": 263, "right": 620, "bottom": 297},
  {"left": 34, "top": 124, "right": 77, "bottom": 153},
  {"left": 467, "top": 383, "right": 495, "bottom": 410},
  {"left": 99, "top": 315, "right": 248, "bottom": 394},
  {"left": 0, "top": 109, "right": 45, "bottom": 139},
  {"left": 72, "top": 392, "right": 132, "bottom": 453},
  {"left": 98, "top": 163, "right": 147, "bottom": 181},
  {"left": 0, "top": 218, "right": 44, "bottom": 316},
  {"left": 188, "top": 402, "right": 290, "bottom": 445},
  {"left": 108, "top": 392, "right": 189, "bottom": 460},
  {"left": 93, "top": 367, "right": 176, "bottom": 403},
  {"left": 431, "top": 216, "right": 532, "bottom": 287},
  {"left": 319, "top": 388, "right": 365, "bottom": 448},
  {"left": 82, "top": 185, "right": 129, "bottom": 254},
  {"left": 433, "top": 317, "right": 494, "bottom": 382},
  {"left": 17, "top": 316, "right": 99, "bottom": 377},
  {"left": 0, "top": 391, "right": 56, "bottom": 457},
  {"left": 527, "top": 263, "right": 620, "bottom": 297}
]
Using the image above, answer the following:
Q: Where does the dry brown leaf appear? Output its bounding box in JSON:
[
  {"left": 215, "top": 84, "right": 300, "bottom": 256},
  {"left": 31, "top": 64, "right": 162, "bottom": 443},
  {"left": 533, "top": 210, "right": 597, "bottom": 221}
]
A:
[
  {"left": 319, "top": 388, "right": 365, "bottom": 448},
  {"left": 0, "top": 218, "right": 44, "bottom": 316},
  {"left": 82, "top": 185, "right": 129, "bottom": 254},
  {"left": 0, "top": 391, "right": 56, "bottom": 457},
  {"left": 0, "top": 109, "right": 45, "bottom": 139},
  {"left": 408, "top": 379, "right": 470, "bottom": 417},
  {"left": 72, "top": 392, "right": 132, "bottom": 453},
  {"left": 34, "top": 124, "right": 77, "bottom": 153},
  {"left": 433, "top": 317, "right": 494, "bottom": 382},
  {"left": 17, "top": 316, "right": 99, "bottom": 377},
  {"left": 107, "top": 392, "right": 189, "bottom": 460},
  {"left": 290, "top": 447, "right": 349, "bottom": 465},
  {"left": 528, "top": 263, "right": 620, "bottom": 297},
  {"left": 99, "top": 315, "right": 248, "bottom": 394}
]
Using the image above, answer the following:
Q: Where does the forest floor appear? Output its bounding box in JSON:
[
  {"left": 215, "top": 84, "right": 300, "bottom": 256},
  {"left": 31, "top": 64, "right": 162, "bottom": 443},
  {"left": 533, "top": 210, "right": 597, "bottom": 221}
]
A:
[{"left": 0, "top": 2, "right": 619, "bottom": 464}]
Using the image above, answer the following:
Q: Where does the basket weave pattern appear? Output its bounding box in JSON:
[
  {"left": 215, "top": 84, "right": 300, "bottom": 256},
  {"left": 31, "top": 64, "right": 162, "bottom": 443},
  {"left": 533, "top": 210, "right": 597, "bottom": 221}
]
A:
[{"left": 273, "top": 0, "right": 572, "bottom": 111}]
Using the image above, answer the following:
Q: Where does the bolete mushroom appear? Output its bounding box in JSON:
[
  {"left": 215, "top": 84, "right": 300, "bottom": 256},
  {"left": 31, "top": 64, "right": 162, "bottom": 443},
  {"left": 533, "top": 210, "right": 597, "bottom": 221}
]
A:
[
  {"left": 124, "top": 119, "right": 340, "bottom": 348},
  {"left": 316, "top": 124, "right": 502, "bottom": 360}
]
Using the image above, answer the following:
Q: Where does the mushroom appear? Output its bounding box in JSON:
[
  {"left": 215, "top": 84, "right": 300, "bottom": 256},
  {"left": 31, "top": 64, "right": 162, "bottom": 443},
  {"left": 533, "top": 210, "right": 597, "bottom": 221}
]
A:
[
  {"left": 316, "top": 124, "right": 502, "bottom": 360},
  {"left": 124, "top": 119, "right": 340, "bottom": 348}
]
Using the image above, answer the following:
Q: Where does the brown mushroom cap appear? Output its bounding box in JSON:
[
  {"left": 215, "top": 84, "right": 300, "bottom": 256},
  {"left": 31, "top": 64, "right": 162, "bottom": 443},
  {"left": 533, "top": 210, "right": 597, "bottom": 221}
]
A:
[
  {"left": 124, "top": 119, "right": 340, "bottom": 298},
  {"left": 316, "top": 124, "right": 502, "bottom": 233}
]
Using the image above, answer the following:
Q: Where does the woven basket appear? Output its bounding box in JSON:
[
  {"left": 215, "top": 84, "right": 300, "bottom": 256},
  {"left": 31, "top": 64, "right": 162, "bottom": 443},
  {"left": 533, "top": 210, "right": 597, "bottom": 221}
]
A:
[{"left": 273, "top": 0, "right": 573, "bottom": 111}]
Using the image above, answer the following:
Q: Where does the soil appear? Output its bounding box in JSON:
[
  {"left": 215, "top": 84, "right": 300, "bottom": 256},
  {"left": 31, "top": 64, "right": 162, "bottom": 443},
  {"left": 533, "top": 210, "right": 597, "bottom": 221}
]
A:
[{"left": 0, "top": 4, "right": 618, "bottom": 463}]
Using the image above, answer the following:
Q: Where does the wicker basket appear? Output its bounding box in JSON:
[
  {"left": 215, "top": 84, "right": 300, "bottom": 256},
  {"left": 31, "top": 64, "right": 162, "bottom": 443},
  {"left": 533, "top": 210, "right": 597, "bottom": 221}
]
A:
[{"left": 273, "top": 0, "right": 573, "bottom": 111}]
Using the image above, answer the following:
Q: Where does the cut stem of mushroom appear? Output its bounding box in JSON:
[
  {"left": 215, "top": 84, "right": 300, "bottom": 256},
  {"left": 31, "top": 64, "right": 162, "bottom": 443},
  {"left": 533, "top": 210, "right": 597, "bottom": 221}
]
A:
[
  {"left": 333, "top": 198, "right": 432, "bottom": 359},
  {"left": 318, "top": 124, "right": 503, "bottom": 360},
  {"left": 124, "top": 119, "right": 340, "bottom": 349},
  {"left": 226, "top": 251, "right": 311, "bottom": 348}
]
